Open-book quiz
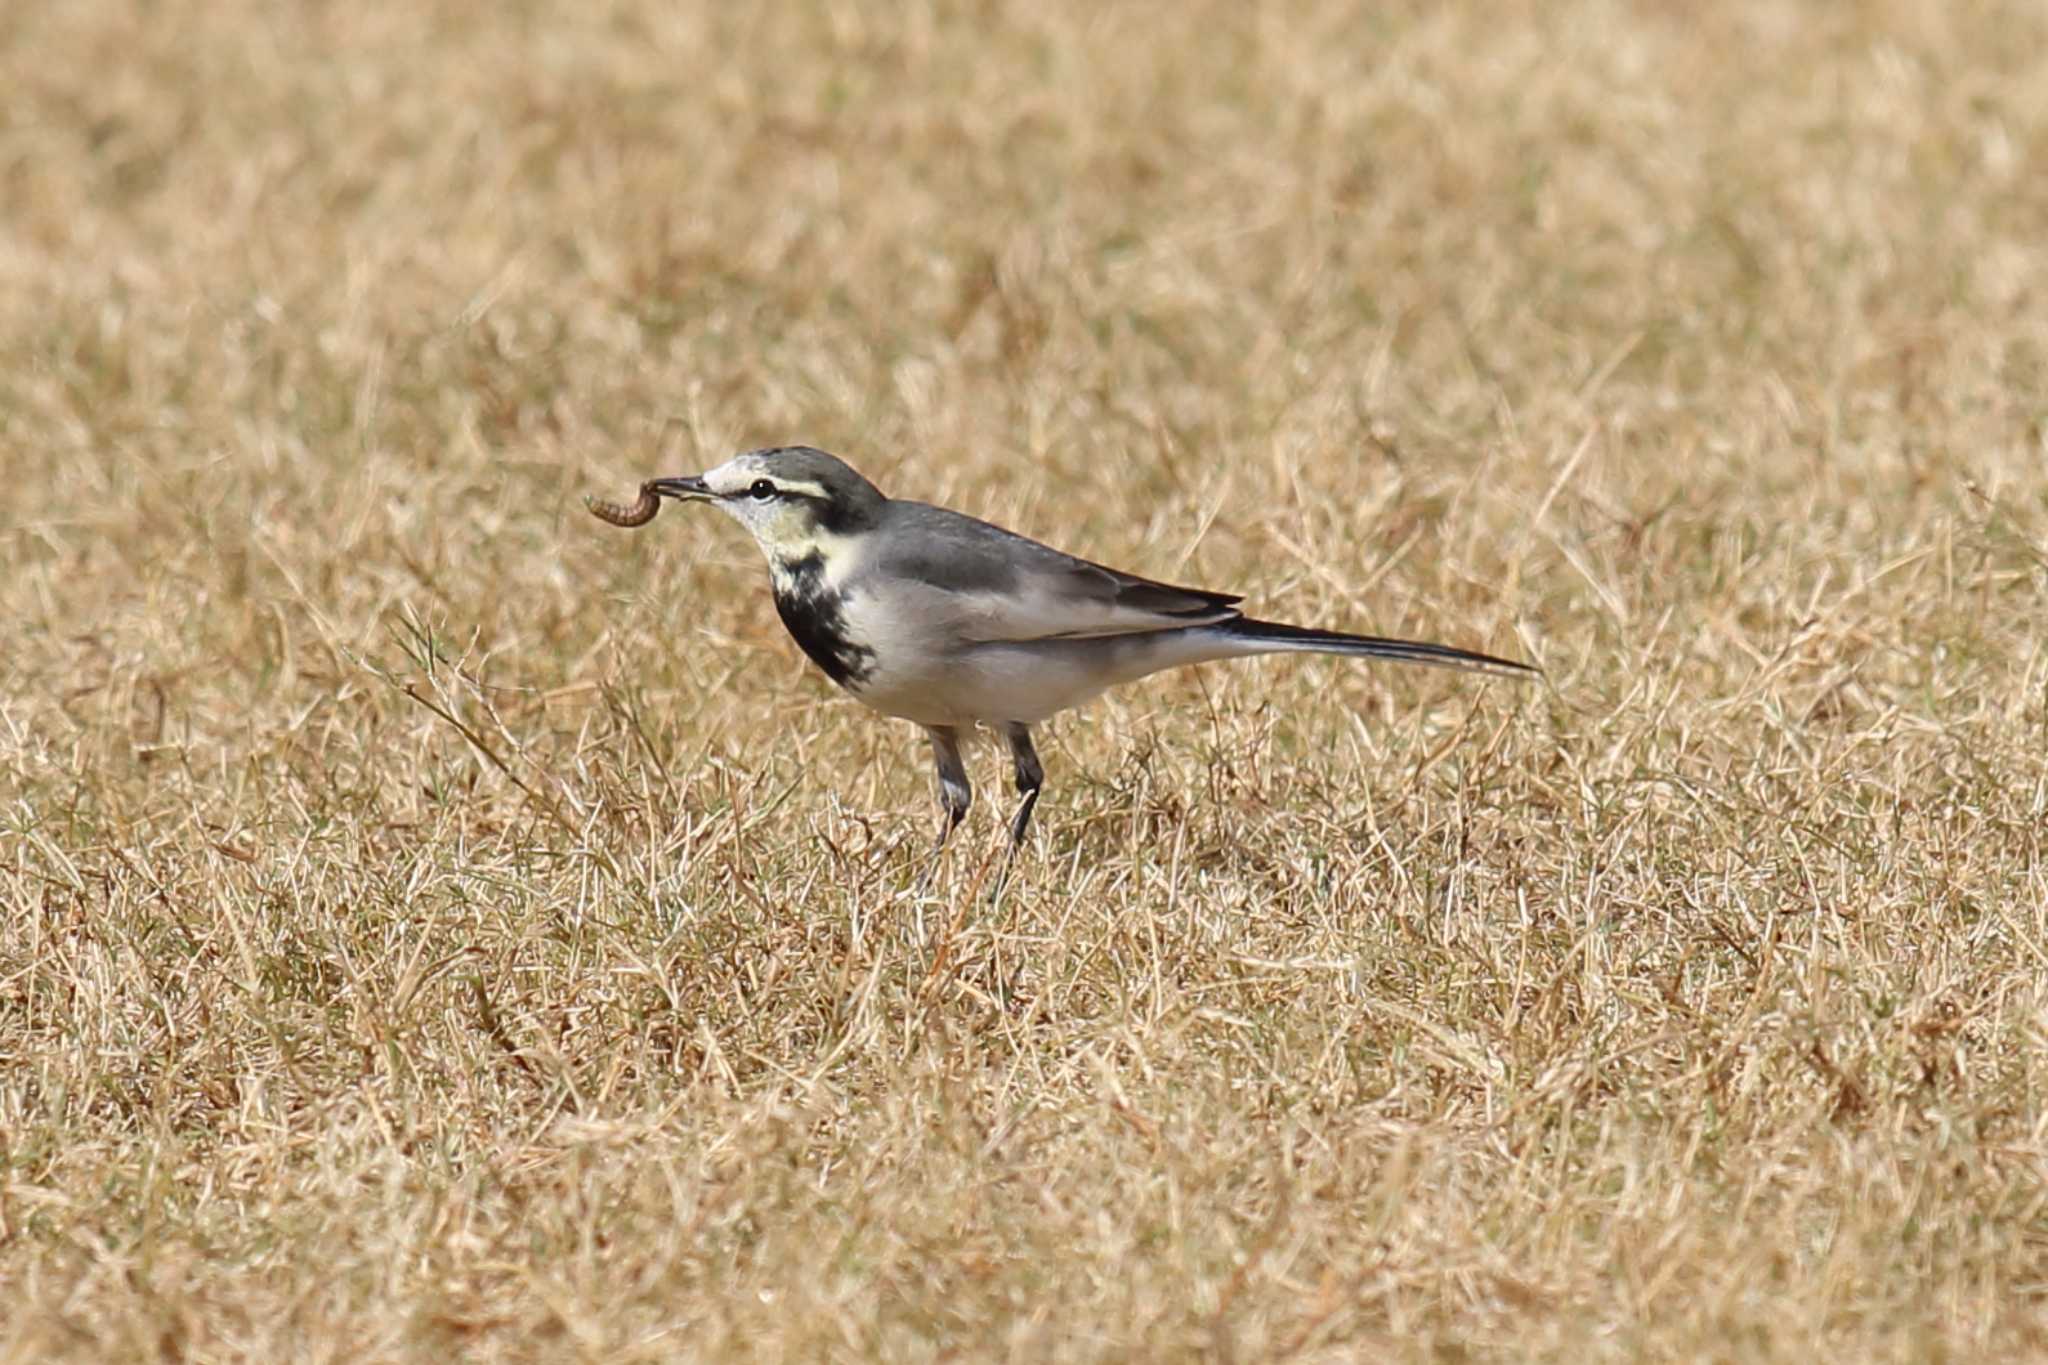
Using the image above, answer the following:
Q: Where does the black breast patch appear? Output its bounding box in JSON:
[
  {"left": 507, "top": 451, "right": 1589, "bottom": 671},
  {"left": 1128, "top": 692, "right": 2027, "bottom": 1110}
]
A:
[{"left": 771, "top": 552, "right": 875, "bottom": 691}]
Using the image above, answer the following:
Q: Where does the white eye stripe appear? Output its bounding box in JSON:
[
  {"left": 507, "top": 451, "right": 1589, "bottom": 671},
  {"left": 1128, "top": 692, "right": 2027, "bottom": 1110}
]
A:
[{"left": 721, "top": 476, "right": 831, "bottom": 501}]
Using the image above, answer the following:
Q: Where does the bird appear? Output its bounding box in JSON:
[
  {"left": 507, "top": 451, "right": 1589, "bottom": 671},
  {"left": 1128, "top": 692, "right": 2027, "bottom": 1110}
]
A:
[{"left": 589, "top": 445, "right": 1538, "bottom": 852}]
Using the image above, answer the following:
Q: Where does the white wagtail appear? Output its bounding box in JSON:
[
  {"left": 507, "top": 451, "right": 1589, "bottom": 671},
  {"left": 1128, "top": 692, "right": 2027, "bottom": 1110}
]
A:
[{"left": 590, "top": 446, "right": 1538, "bottom": 849}]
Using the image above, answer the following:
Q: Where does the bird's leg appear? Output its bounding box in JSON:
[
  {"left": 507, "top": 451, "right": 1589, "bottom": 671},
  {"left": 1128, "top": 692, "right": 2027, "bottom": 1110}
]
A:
[
  {"left": 1003, "top": 723, "right": 1044, "bottom": 849},
  {"left": 926, "top": 724, "right": 972, "bottom": 852},
  {"left": 917, "top": 727, "right": 972, "bottom": 914}
]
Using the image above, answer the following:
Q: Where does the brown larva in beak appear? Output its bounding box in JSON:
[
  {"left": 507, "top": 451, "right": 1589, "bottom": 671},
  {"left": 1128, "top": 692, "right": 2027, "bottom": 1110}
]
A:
[{"left": 586, "top": 482, "right": 662, "bottom": 528}]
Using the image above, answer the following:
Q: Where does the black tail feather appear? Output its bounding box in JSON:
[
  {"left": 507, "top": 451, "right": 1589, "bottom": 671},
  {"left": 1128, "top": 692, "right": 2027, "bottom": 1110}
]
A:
[{"left": 1221, "top": 617, "right": 1539, "bottom": 678}]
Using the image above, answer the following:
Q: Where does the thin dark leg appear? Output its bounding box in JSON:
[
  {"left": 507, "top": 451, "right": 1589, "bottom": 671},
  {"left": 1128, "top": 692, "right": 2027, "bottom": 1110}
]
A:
[
  {"left": 1003, "top": 723, "right": 1044, "bottom": 848},
  {"left": 925, "top": 724, "right": 972, "bottom": 851}
]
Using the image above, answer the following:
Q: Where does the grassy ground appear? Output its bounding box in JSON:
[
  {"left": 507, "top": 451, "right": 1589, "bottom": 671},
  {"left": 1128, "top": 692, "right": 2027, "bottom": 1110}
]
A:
[{"left": 4, "top": 0, "right": 2047, "bottom": 1358}]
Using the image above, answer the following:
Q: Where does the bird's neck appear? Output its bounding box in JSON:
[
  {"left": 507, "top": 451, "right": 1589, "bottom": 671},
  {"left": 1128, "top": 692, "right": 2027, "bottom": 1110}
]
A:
[
  {"left": 766, "top": 551, "right": 873, "bottom": 689},
  {"left": 768, "top": 549, "right": 827, "bottom": 598}
]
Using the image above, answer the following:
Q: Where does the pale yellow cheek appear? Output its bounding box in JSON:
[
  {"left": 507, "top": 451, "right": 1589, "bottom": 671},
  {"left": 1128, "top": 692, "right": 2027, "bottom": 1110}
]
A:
[{"left": 757, "top": 507, "right": 825, "bottom": 559}]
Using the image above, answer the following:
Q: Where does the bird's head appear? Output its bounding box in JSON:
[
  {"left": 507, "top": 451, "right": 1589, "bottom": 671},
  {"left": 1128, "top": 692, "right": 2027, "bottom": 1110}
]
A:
[{"left": 651, "top": 446, "right": 887, "bottom": 562}]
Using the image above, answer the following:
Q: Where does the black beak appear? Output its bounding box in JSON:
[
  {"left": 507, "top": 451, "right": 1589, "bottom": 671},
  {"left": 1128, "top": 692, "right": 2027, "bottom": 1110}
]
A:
[{"left": 649, "top": 475, "right": 713, "bottom": 501}]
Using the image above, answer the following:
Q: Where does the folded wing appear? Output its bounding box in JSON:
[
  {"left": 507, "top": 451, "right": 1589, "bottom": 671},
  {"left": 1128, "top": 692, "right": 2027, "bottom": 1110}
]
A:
[{"left": 872, "top": 502, "right": 1243, "bottom": 642}]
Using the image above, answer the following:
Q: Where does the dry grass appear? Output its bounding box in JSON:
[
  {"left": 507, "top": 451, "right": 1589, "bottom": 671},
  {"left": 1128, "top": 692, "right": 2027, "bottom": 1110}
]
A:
[{"left": 4, "top": 0, "right": 2048, "bottom": 1359}]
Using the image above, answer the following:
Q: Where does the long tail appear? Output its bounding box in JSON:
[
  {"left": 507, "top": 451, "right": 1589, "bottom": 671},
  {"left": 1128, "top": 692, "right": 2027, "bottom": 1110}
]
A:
[{"left": 1216, "top": 617, "right": 1539, "bottom": 679}]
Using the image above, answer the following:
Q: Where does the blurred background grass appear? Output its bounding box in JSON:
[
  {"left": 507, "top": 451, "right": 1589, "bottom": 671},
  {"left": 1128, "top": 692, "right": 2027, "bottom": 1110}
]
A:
[{"left": 3, "top": 0, "right": 2046, "bottom": 1359}]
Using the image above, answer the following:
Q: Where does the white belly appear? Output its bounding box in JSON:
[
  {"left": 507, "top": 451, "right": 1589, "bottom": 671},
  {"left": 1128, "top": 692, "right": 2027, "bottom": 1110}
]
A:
[
  {"left": 846, "top": 647, "right": 1099, "bottom": 727},
  {"left": 837, "top": 608, "right": 1237, "bottom": 728}
]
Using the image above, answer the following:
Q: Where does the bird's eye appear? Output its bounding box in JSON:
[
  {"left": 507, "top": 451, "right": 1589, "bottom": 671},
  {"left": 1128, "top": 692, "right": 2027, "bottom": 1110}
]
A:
[{"left": 747, "top": 479, "right": 776, "bottom": 500}]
